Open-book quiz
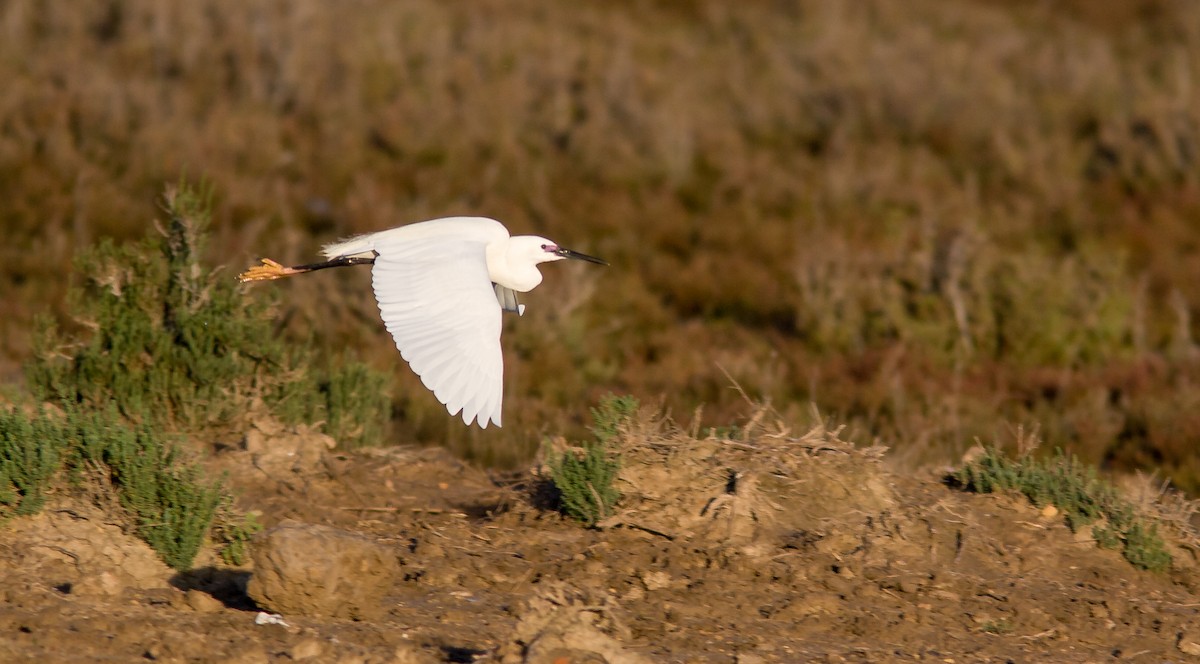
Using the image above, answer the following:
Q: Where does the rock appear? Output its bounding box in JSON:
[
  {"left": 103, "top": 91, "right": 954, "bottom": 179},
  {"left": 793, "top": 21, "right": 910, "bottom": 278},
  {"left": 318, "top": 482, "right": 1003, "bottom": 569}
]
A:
[
  {"left": 74, "top": 571, "right": 125, "bottom": 597},
  {"left": 247, "top": 520, "right": 400, "bottom": 619},
  {"left": 243, "top": 419, "right": 337, "bottom": 476},
  {"left": 1179, "top": 631, "right": 1200, "bottom": 656},
  {"left": 390, "top": 643, "right": 440, "bottom": 664},
  {"left": 499, "top": 584, "right": 651, "bottom": 664},
  {"left": 243, "top": 427, "right": 270, "bottom": 454},
  {"left": 960, "top": 445, "right": 986, "bottom": 464},
  {"left": 929, "top": 589, "right": 962, "bottom": 602},
  {"left": 288, "top": 637, "right": 325, "bottom": 661},
  {"left": 639, "top": 570, "right": 672, "bottom": 592},
  {"left": 224, "top": 647, "right": 270, "bottom": 664},
  {"left": 185, "top": 589, "right": 224, "bottom": 613},
  {"left": 897, "top": 575, "right": 925, "bottom": 594},
  {"left": 785, "top": 592, "right": 842, "bottom": 618},
  {"left": 534, "top": 648, "right": 607, "bottom": 663}
]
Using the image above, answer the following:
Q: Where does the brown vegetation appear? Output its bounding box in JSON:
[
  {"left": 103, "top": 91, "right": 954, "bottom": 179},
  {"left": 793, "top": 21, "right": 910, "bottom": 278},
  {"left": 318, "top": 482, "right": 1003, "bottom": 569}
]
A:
[{"left": 3, "top": 1, "right": 1200, "bottom": 485}]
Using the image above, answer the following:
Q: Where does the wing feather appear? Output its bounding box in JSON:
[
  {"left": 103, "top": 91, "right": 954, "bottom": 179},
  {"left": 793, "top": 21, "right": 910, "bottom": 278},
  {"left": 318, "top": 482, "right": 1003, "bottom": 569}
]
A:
[{"left": 370, "top": 236, "right": 504, "bottom": 428}]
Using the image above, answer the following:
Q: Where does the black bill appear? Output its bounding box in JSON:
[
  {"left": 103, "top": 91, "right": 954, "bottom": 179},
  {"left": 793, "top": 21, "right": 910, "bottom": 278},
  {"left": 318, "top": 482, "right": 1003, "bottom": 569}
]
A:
[{"left": 555, "top": 247, "right": 609, "bottom": 265}]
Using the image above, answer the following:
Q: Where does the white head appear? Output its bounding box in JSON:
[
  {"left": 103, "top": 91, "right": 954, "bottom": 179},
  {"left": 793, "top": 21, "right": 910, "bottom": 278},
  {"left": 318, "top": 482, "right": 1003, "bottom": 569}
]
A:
[
  {"left": 490, "top": 235, "right": 607, "bottom": 292},
  {"left": 521, "top": 236, "right": 608, "bottom": 265}
]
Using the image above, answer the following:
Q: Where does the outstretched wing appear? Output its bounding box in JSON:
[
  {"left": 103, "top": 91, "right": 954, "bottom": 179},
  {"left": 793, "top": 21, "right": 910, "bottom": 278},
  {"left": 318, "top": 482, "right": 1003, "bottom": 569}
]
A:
[{"left": 371, "top": 236, "right": 504, "bottom": 428}]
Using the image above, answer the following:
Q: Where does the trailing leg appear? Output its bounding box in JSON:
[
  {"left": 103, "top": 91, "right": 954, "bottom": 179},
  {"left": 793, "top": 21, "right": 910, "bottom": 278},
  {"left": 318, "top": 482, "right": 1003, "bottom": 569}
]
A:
[{"left": 237, "top": 255, "right": 376, "bottom": 283}]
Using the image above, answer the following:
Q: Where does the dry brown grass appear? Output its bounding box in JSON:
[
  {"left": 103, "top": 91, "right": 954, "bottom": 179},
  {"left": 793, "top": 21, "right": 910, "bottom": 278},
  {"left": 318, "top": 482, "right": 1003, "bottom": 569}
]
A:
[{"left": 3, "top": 0, "right": 1200, "bottom": 485}]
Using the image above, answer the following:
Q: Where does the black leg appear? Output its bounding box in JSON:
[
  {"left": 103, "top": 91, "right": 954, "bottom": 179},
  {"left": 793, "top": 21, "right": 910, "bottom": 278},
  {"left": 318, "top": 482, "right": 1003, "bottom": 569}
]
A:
[
  {"left": 238, "top": 254, "right": 377, "bottom": 283},
  {"left": 289, "top": 255, "right": 377, "bottom": 273}
]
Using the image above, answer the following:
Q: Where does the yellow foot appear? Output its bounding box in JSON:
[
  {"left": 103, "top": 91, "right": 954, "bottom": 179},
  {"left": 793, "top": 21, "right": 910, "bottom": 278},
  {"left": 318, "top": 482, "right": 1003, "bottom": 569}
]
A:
[{"left": 237, "top": 258, "right": 296, "bottom": 283}]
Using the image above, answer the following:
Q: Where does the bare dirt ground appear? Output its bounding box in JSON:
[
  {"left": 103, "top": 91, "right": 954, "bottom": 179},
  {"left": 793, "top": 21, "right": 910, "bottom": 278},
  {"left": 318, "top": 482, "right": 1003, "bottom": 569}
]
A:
[{"left": 2, "top": 413, "right": 1200, "bottom": 663}]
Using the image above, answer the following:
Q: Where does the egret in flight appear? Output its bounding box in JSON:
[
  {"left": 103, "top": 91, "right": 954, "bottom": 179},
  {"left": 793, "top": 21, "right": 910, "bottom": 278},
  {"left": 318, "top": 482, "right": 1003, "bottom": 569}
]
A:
[{"left": 238, "top": 216, "right": 607, "bottom": 429}]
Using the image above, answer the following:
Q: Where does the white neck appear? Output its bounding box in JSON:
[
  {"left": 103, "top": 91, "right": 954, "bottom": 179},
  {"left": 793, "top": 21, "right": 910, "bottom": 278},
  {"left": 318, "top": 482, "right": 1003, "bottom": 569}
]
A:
[{"left": 486, "top": 242, "right": 544, "bottom": 292}]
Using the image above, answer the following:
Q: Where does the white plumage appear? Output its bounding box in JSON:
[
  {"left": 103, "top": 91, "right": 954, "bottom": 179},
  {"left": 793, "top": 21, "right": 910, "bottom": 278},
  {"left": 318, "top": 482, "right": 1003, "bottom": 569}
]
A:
[{"left": 240, "top": 216, "right": 607, "bottom": 429}]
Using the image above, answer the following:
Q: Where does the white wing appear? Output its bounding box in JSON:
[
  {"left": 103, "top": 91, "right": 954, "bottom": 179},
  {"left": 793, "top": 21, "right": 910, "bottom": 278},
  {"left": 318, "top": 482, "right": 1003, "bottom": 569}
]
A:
[{"left": 371, "top": 236, "right": 504, "bottom": 428}]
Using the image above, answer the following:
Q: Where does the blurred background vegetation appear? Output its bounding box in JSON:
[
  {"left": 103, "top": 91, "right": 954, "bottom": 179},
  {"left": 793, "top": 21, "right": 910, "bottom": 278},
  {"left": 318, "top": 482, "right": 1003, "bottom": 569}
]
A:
[{"left": 3, "top": 0, "right": 1200, "bottom": 488}]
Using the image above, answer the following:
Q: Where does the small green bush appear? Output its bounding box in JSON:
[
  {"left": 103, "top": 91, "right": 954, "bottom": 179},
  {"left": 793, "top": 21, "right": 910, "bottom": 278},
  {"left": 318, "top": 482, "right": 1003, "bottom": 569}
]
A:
[
  {"left": 0, "top": 405, "right": 224, "bottom": 570},
  {"left": 589, "top": 394, "right": 640, "bottom": 444},
  {"left": 1121, "top": 521, "right": 1172, "bottom": 573},
  {"left": 317, "top": 360, "right": 394, "bottom": 450},
  {"left": 26, "top": 181, "right": 392, "bottom": 447},
  {"left": 548, "top": 394, "right": 634, "bottom": 526},
  {"left": 27, "top": 184, "right": 264, "bottom": 427},
  {"left": 75, "top": 409, "right": 224, "bottom": 571},
  {"left": 0, "top": 408, "right": 71, "bottom": 519},
  {"left": 10, "top": 180, "right": 395, "bottom": 569},
  {"left": 952, "top": 447, "right": 1172, "bottom": 572},
  {"left": 550, "top": 441, "right": 621, "bottom": 526},
  {"left": 980, "top": 619, "right": 1013, "bottom": 635},
  {"left": 211, "top": 508, "right": 262, "bottom": 566}
]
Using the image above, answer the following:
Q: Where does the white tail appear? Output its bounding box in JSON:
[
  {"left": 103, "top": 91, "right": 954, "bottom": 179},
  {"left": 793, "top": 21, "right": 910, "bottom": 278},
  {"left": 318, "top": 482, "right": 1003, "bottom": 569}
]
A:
[{"left": 321, "top": 234, "right": 376, "bottom": 259}]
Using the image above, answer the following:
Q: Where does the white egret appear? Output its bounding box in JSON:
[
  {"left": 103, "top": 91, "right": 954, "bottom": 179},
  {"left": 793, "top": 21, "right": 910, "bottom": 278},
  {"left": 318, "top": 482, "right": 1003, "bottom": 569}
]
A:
[{"left": 237, "top": 216, "right": 607, "bottom": 429}]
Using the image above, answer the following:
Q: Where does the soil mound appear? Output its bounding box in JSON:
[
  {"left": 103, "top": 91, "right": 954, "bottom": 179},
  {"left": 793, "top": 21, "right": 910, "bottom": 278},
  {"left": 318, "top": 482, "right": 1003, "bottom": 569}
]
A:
[
  {"left": 2, "top": 498, "right": 172, "bottom": 598},
  {"left": 1, "top": 410, "right": 1198, "bottom": 662},
  {"left": 608, "top": 415, "right": 894, "bottom": 554}
]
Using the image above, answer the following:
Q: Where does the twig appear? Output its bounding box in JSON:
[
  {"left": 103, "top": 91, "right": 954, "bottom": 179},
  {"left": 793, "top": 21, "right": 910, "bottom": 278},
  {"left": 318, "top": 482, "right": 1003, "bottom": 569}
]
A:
[
  {"left": 594, "top": 516, "right": 676, "bottom": 540},
  {"left": 587, "top": 481, "right": 607, "bottom": 522},
  {"left": 716, "top": 362, "right": 757, "bottom": 409}
]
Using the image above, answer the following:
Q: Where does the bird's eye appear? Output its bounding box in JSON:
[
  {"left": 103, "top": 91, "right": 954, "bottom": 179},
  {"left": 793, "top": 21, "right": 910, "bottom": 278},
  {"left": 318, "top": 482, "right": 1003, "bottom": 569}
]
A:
[{"left": 540, "top": 244, "right": 548, "bottom": 250}]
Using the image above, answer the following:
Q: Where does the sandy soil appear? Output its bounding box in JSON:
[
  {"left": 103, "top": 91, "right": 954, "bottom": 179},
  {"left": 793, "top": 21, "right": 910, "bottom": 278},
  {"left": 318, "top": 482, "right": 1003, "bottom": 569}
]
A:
[{"left": 2, "top": 414, "right": 1199, "bottom": 663}]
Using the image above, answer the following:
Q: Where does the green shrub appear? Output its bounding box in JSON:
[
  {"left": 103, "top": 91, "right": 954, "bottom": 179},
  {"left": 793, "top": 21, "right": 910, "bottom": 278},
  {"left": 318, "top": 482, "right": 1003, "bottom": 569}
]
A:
[
  {"left": 0, "top": 408, "right": 71, "bottom": 519},
  {"left": 25, "top": 181, "right": 392, "bottom": 447},
  {"left": 548, "top": 394, "right": 634, "bottom": 526},
  {"left": 211, "top": 508, "right": 262, "bottom": 566},
  {"left": 27, "top": 183, "right": 283, "bottom": 428},
  {"left": 11, "top": 180, "right": 395, "bottom": 569},
  {"left": 589, "top": 394, "right": 640, "bottom": 444},
  {"left": 952, "top": 447, "right": 1172, "bottom": 572},
  {"left": 0, "top": 405, "right": 224, "bottom": 570},
  {"left": 1121, "top": 521, "right": 1171, "bottom": 573},
  {"left": 980, "top": 620, "right": 1013, "bottom": 635},
  {"left": 318, "top": 360, "right": 394, "bottom": 450},
  {"left": 549, "top": 441, "right": 621, "bottom": 526},
  {"left": 74, "top": 409, "right": 224, "bottom": 571}
]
